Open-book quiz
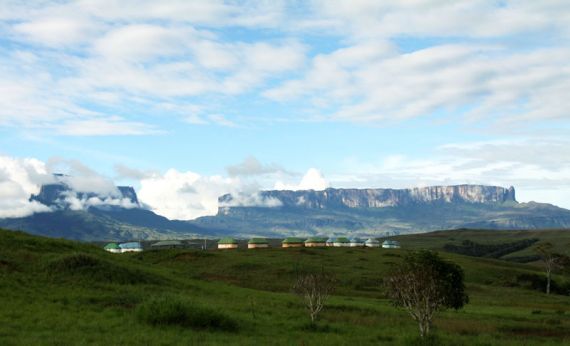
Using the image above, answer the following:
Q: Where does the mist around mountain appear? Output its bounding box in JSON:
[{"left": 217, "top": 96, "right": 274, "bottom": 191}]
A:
[{"left": 1, "top": 182, "right": 569, "bottom": 241}]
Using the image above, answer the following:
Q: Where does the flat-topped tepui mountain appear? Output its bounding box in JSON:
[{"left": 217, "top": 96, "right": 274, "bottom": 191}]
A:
[
  {"left": 1, "top": 182, "right": 569, "bottom": 240},
  {"left": 219, "top": 185, "right": 517, "bottom": 209},
  {"left": 0, "top": 179, "right": 212, "bottom": 241},
  {"left": 195, "top": 185, "right": 570, "bottom": 237}
]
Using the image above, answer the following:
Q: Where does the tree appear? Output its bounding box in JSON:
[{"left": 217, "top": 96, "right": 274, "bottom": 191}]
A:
[
  {"left": 384, "top": 251, "right": 469, "bottom": 337},
  {"left": 535, "top": 242, "right": 568, "bottom": 294},
  {"left": 292, "top": 268, "right": 336, "bottom": 323}
]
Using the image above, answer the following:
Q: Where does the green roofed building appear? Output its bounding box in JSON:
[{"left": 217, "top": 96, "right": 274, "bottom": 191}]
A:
[
  {"left": 305, "top": 237, "right": 327, "bottom": 247},
  {"left": 382, "top": 240, "right": 401, "bottom": 249},
  {"left": 218, "top": 237, "right": 238, "bottom": 249},
  {"left": 282, "top": 237, "right": 305, "bottom": 248},
  {"left": 365, "top": 238, "right": 380, "bottom": 248},
  {"left": 333, "top": 237, "right": 350, "bottom": 247},
  {"left": 103, "top": 243, "right": 121, "bottom": 253},
  {"left": 248, "top": 238, "right": 269, "bottom": 249}
]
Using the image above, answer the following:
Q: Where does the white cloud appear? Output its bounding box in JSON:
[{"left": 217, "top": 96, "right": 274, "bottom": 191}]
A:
[
  {"left": 53, "top": 117, "right": 160, "bottom": 136},
  {"left": 226, "top": 156, "right": 286, "bottom": 177},
  {"left": 274, "top": 168, "right": 328, "bottom": 191},
  {"left": 266, "top": 43, "right": 570, "bottom": 129},
  {"left": 93, "top": 24, "right": 189, "bottom": 62},
  {"left": 13, "top": 17, "right": 100, "bottom": 47},
  {"left": 0, "top": 156, "right": 52, "bottom": 218},
  {"left": 329, "top": 138, "right": 570, "bottom": 208},
  {"left": 63, "top": 193, "right": 139, "bottom": 211},
  {"left": 137, "top": 169, "right": 239, "bottom": 220},
  {"left": 218, "top": 192, "right": 283, "bottom": 208}
]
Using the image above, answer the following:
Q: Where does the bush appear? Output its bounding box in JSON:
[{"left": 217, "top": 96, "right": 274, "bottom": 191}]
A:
[
  {"left": 516, "top": 273, "right": 569, "bottom": 295},
  {"left": 443, "top": 238, "right": 539, "bottom": 258},
  {"left": 136, "top": 295, "right": 239, "bottom": 332},
  {"left": 45, "top": 253, "right": 157, "bottom": 285}
]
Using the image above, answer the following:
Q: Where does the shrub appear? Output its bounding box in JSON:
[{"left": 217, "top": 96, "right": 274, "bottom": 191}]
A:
[
  {"left": 136, "top": 295, "right": 238, "bottom": 332},
  {"left": 443, "top": 238, "right": 539, "bottom": 258},
  {"left": 45, "top": 253, "right": 157, "bottom": 285}
]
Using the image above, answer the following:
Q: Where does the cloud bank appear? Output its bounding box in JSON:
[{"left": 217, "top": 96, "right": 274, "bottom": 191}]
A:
[{"left": 1, "top": 1, "right": 569, "bottom": 134}]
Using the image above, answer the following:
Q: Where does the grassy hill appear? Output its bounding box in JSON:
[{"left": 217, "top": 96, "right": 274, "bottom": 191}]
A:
[{"left": 1, "top": 228, "right": 569, "bottom": 345}]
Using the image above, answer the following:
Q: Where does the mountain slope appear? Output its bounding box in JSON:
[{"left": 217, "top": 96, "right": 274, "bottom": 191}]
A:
[
  {"left": 2, "top": 183, "right": 570, "bottom": 240},
  {"left": 0, "top": 180, "right": 210, "bottom": 241}
]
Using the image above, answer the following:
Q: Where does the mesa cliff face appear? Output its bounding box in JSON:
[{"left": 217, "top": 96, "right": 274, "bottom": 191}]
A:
[
  {"left": 219, "top": 185, "right": 517, "bottom": 210},
  {"left": 30, "top": 183, "right": 140, "bottom": 210}
]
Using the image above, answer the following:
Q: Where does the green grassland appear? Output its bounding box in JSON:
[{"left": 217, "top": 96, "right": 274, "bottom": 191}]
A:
[{"left": 1, "top": 229, "right": 569, "bottom": 345}]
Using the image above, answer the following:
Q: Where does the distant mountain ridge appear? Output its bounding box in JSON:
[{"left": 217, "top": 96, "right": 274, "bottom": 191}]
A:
[
  {"left": 1, "top": 182, "right": 570, "bottom": 240},
  {"left": 199, "top": 184, "right": 570, "bottom": 237},
  {"left": 219, "top": 185, "right": 517, "bottom": 211}
]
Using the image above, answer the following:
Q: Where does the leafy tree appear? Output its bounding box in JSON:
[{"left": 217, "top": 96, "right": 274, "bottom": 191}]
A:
[
  {"left": 535, "top": 242, "right": 569, "bottom": 294},
  {"left": 384, "top": 251, "right": 469, "bottom": 337},
  {"left": 292, "top": 268, "right": 336, "bottom": 323}
]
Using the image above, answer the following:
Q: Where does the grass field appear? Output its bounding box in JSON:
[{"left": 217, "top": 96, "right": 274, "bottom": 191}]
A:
[{"left": 1, "top": 228, "right": 569, "bottom": 345}]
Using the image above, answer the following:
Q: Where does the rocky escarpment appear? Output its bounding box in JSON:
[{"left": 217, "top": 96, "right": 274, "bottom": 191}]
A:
[
  {"left": 219, "top": 185, "right": 517, "bottom": 210},
  {"left": 30, "top": 183, "right": 140, "bottom": 210}
]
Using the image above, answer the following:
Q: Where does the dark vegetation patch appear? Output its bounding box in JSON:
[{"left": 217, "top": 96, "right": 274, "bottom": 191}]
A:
[
  {"left": 45, "top": 253, "right": 159, "bottom": 285},
  {"left": 352, "top": 276, "right": 384, "bottom": 292},
  {"left": 298, "top": 248, "right": 318, "bottom": 255},
  {"left": 298, "top": 322, "right": 339, "bottom": 333},
  {"left": 402, "top": 334, "right": 443, "bottom": 346},
  {"left": 229, "top": 262, "right": 264, "bottom": 271},
  {"left": 443, "top": 238, "right": 539, "bottom": 258},
  {"left": 504, "top": 255, "right": 541, "bottom": 263},
  {"left": 327, "top": 304, "right": 378, "bottom": 315},
  {"left": 83, "top": 293, "right": 142, "bottom": 309},
  {"left": 0, "top": 259, "right": 16, "bottom": 272},
  {"left": 513, "top": 273, "right": 570, "bottom": 295},
  {"left": 136, "top": 295, "right": 239, "bottom": 332},
  {"left": 174, "top": 251, "right": 215, "bottom": 261},
  {"left": 375, "top": 335, "right": 395, "bottom": 342},
  {"left": 498, "top": 325, "right": 570, "bottom": 338}
]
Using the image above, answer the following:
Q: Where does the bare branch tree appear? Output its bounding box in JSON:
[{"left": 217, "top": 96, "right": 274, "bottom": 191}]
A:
[
  {"left": 384, "top": 251, "right": 468, "bottom": 338},
  {"left": 535, "top": 242, "right": 568, "bottom": 294},
  {"left": 292, "top": 269, "right": 336, "bottom": 323}
]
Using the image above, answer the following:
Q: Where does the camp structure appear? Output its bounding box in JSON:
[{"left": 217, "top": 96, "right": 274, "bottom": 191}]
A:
[
  {"left": 151, "top": 240, "right": 184, "bottom": 249},
  {"left": 248, "top": 238, "right": 269, "bottom": 249},
  {"left": 305, "top": 237, "right": 327, "bottom": 247},
  {"left": 103, "top": 243, "right": 121, "bottom": 253},
  {"left": 364, "top": 238, "right": 380, "bottom": 248},
  {"left": 382, "top": 240, "right": 401, "bottom": 249},
  {"left": 119, "top": 242, "right": 143, "bottom": 253},
  {"left": 333, "top": 237, "right": 350, "bottom": 247},
  {"left": 218, "top": 238, "right": 239, "bottom": 249},
  {"left": 282, "top": 237, "right": 305, "bottom": 248},
  {"left": 326, "top": 237, "right": 336, "bottom": 247},
  {"left": 349, "top": 237, "right": 364, "bottom": 247}
]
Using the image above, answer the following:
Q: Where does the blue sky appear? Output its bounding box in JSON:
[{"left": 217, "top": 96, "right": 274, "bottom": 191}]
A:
[{"left": 1, "top": 1, "right": 570, "bottom": 219}]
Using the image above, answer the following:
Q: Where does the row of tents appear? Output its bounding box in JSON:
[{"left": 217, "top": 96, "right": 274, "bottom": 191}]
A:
[
  {"left": 219, "top": 237, "right": 401, "bottom": 249},
  {"left": 104, "top": 240, "right": 188, "bottom": 253},
  {"left": 103, "top": 238, "right": 401, "bottom": 253},
  {"left": 103, "top": 242, "right": 143, "bottom": 253}
]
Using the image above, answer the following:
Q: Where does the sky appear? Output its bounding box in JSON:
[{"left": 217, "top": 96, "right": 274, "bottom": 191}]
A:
[{"left": 1, "top": 0, "right": 570, "bottom": 220}]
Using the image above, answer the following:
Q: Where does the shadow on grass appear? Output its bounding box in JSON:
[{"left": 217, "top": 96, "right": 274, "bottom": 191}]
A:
[
  {"left": 298, "top": 321, "right": 341, "bottom": 333},
  {"left": 136, "top": 295, "right": 239, "bottom": 332}
]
